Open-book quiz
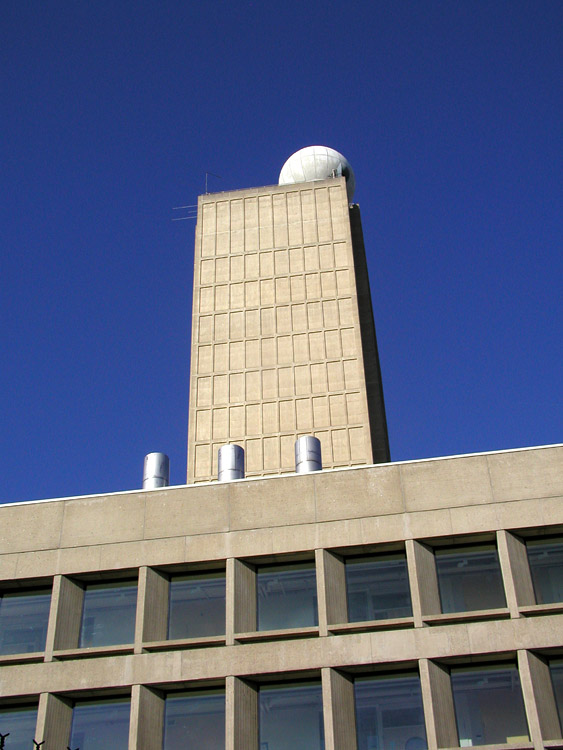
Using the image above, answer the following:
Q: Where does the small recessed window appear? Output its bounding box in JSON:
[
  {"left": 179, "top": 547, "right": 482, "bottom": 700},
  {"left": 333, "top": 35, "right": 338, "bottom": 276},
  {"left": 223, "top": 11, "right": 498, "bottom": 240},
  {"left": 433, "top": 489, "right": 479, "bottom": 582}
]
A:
[
  {"left": 163, "top": 689, "right": 225, "bottom": 749},
  {"left": 451, "top": 664, "right": 529, "bottom": 746},
  {"left": 259, "top": 682, "right": 324, "bottom": 750},
  {"left": 550, "top": 659, "right": 563, "bottom": 734},
  {"left": 355, "top": 672, "right": 427, "bottom": 750},
  {"left": 69, "top": 698, "right": 130, "bottom": 749},
  {"left": 526, "top": 536, "right": 563, "bottom": 604},
  {"left": 0, "top": 587, "right": 51, "bottom": 655},
  {"left": 345, "top": 553, "right": 412, "bottom": 622},
  {"left": 79, "top": 581, "right": 137, "bottom": 648},
  {"left": 168, "top": 572, "right": 225, "bottom": 639},
  {"left": 435, "top": 544, "right": 506, "bottom": 614},
  {"left": 0, "top": 705, "right": 38, "bottom": 750},
  {"left": 257, "top": 562, "right": 318, "bottom": 631}
]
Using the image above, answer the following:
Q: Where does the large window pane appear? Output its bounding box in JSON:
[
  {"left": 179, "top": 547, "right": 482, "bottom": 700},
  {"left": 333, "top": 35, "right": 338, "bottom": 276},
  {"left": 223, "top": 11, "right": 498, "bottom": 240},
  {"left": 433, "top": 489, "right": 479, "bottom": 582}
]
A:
[
  {"left": 0, "top": 588, "right": 51, "bottom": 655},
  {"left": 355, "top": 673, "right": 427, "bottom": 750},
  {"left": 346, "top": 554, "right": 412, "bottom": 622},
  {"left": 550, "top": 660, "right": 563, "bottom": 735},
  {"left": 451, "top": 665, "right": 529, "bottom": 746},
  {"left": 259, "top": 682, "right": 324, "bottom": 750},
  {"left": 257, "top": 563, "right": 317, "bottom": 631},
  {"left": 0, "top": 705, "right": 37, "bottom": 750},
  {"left": 527, "top": 537, "right": 563, "bottom": 604},
  {"left": 69, "top": 698, "right": 130, "bottom": 750},
  {"left": 79, "top": 581, "right": 137, "bottom": 648},
  {"left": 435, "top": 545, "right": 506, "bottom": 613},
  {"left": 163, "top": 690, "right": 225, "bottom": 750},
  {"left": 168, "top": 572, "right": 225, "bottom": 639}
]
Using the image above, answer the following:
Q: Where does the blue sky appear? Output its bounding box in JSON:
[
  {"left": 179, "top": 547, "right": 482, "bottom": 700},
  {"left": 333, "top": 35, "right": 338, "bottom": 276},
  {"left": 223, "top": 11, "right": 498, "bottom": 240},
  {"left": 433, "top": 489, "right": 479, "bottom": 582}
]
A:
[{"left": 1, "top": 1, "right": 561, "bottom": 503}]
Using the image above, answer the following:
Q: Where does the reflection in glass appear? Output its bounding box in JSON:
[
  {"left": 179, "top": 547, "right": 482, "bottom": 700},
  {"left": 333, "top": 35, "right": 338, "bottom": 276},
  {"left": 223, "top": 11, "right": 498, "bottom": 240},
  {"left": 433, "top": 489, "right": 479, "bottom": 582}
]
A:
[
  {"left": 69, "top": 698, "right": 130, "bottom": 750},
  {"left": 0, "top": 588, "right": 51, "bottom": 655},
  {"left": 257, "top": 563, "right": 317, "bottom": 631},
  {"left": 550, "top": 660, "right": 563, "bottom": 734},
  {"left": 259, "top": 682, "right": 324, "bottom": 750},
  {"left": 451, "top": 665, "right": 529, "bottom": 746},
  {"left": 79, "top": 581, "right": 137, "bottom": 648},
  {"left": 0, "top": 705, "right": 37, "bottom": 750},
  {"left": 527, "top": 537, "right": 563, "bottom": 604},
  {"left": 346, "top": 554, "right": 412, "bottom": 622},
  {"left": 163, "top": 690, "right": 225, "bottom": 749},
  {"left": 168, "top": 572, "right": 225, "bottom": 639},
  {"left": 355, "top": 673, "right": 427, "bottom": 750},
  {"left": 435, "top": 545, "right": 506, "bottom": 613}
]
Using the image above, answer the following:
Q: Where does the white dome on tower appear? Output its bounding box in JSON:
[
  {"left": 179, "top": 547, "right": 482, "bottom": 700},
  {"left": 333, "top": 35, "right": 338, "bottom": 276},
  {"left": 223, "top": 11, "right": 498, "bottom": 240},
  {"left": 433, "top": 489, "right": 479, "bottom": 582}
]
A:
[{"left": 279, "top": 146, "right": 355, "bottom": 201}]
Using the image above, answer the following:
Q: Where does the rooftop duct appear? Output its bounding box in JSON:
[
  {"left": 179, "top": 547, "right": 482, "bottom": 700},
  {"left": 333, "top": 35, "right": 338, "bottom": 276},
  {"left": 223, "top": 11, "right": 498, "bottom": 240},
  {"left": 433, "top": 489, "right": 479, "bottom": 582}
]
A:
[
  {"left": 218, "top": 444, "right": 245, "bottom": 482},
  {"left": 143, "top": 453, "right": 170, "bottom": 489},
  {"left": 295, "top": 436, "right": 322, "bottom": 474}
]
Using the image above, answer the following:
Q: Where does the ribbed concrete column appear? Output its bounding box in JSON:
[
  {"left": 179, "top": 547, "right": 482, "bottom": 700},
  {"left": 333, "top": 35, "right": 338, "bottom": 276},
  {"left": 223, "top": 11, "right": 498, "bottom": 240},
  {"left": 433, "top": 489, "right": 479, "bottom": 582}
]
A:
[
  {"left": 321, "top": 667, "right": 357, "bottom": 750},
  {"left": 128, "top": 684, "right": 164, "bottom": 750},
  {"left": 226, "top": 676, "right": 258, "bottom": 750},
  {"left": 419, "top": 659, "right": 457, "bottom": 750},
  {"left": 233, "top": 559, "right": 256, "bottom": 636},
  {"left": 318, "top": 549, "right": 347, "bottom": 629},
  {"left": 497, "top": 530, "right": 536, "bottom": 610},
  {"left": 135, "top": 567, "right": 169, "bottom": 653},
  {"left": 519, "top": 650, "right": 562, "bottom": 744},
  {"left": 49, "top": 575, "right": 84, "bottom": 651},
  {"left": 406, "top": 540, "right": 441, "bottom": 625},
  {"left": 35, "top": 692, "right": 73, "bottom": 748}
]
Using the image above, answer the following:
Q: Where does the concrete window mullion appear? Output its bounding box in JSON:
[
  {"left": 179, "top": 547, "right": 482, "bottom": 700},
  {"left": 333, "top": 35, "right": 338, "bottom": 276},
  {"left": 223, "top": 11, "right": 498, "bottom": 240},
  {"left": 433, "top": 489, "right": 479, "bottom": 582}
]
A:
[
  {"left": 35, "top": 692, "right": 73, "bottom": 748},
  {"left": 128, "top": 684, "right": 164, "bottom": 750},
  {"left": 497, "top": 530, "right": 536, "bottom": 611},
  {"left": 231, "top": 558, "right": 256, "bottom": 638},
  {"left": 419, "top": 658, "right": 458, "bottom": 750},
  {"left": 226, "top": 675, "right": 258, "bottom": 750},
  {"left": 318, "top": 549, "right": 347, "bottom": 630},
  {"left": 321, "top": 667, "right": 356, "bottom": 750},
  {"left": 48, "top": 575, "right": 84, "bottom": 652},
  {"left": 518, "top": 649, "right": 562, "bottom": 742},
  {"left": 135, "top": 566, "right": 169, "bottom": 652},
  {"left": 406, "top": 540, "right": 441, "bottom": 624}
]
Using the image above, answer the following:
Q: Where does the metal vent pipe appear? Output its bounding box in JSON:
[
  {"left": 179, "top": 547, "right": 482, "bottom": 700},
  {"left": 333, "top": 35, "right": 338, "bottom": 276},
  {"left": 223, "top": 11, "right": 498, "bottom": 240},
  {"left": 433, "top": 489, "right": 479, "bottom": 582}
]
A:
[
  {"left": 295, "top": 436, "right": 322, "bottom": 474},
  {"left": 143, "top": 453, "right": 170, "bottom": 489},
  {"left": 218, "top": 444, "right": 245, "bottom": 482}
]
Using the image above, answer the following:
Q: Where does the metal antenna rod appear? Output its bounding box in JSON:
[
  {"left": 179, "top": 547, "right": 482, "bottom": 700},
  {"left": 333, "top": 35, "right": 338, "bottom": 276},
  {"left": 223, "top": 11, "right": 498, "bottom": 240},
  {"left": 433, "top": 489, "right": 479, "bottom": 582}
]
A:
[{"left": 205, "top": 172, "right": 222, "bottom": 193}]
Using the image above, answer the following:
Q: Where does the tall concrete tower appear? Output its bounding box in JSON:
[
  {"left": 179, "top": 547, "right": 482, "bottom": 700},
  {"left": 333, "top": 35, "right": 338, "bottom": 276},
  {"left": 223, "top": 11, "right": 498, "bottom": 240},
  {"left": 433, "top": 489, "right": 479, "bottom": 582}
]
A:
[{"left": 187, "top": 146, "right": 389, "bottom": 482}]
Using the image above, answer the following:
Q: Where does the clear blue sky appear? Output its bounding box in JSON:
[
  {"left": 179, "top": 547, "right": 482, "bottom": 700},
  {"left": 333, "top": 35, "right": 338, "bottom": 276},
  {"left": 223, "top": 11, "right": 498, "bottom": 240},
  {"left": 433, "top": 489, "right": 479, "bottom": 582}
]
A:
[{"left": 1, "top": 1, "right": 561, "bottom": 503}]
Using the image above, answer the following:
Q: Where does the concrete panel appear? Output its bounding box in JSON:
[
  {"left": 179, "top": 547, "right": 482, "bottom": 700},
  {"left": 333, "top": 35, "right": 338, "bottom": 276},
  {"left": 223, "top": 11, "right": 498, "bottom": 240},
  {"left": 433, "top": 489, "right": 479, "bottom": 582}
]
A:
[
  {"left": 13, "top": 548, "right": 59, "bottom": 579},
  {"left": 403, "top": 508, "right": 453, "bottom": 540},
  {"left": 0, "top": 553, "right": 18, "bottom": 581},
  {"left": 315, "top": 465, "right": 403, "bottom": 522},
  {"left": 144, "top": 485, "right": 230, "bottom": 539},
  {"left": 400, "top": 455, "right": 493, "bottom": 512},
  {"left": 229, "top": 475, "right": 316, "bottom": 531},
  {"left": 99, "top": 537, "right": 186, "bottom": 571},
  {"left": 0, "top": 500, "right": 64, "bottom": 554},
  {"left": 487, "top": 446, "right": 563, "bottom": 503},
  {"left": 60, "top": 493, "right": 145, "bottom": 547}
]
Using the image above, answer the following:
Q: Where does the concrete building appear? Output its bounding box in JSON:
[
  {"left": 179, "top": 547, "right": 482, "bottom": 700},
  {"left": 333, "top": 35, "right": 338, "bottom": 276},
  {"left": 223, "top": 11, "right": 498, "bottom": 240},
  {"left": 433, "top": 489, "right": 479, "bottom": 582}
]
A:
[{"left": 0, "top": 148, "right": 562, "bottom": 750}]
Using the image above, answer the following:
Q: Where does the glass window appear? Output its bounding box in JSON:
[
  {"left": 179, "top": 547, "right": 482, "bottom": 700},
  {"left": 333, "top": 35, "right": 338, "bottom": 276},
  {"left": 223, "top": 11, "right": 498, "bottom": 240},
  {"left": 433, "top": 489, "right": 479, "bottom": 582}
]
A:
[
  {"left": 346, "top": 553, "right": 412, "bottom": 622},
  {"left": 435, "top": 544, "right": 506, "bottom": 614},
  {"left": 163, "top": 690, "right": 225, "bottom": 750},
  {"left": 451, "top": 664, "right": 529, "bottom": 746},
  {"left": 259, "top": 682, "right": 324, "bottom": 750},
  {"left": 0, "top": 705, "right": 37, "bottom": 750},
  {"left": 79, "top": 581, "right": 137, "bottom": 648},
  {"left": 550, "top": 660, "right": 563, "bottom": 734},
  {"left": 69, "top": 698, "right": 130, "bottom": 750},
  {"left": 527, "top": 537, "right": 563, "bottom": 604},
  {"left": 355, "top": 673, "right": 427, "bottom": 750},
  {"left": 0, "top": 587, "right": 51, "bottom": 655},
  {"left": 257, "top": 563, "right": 318, "bottom": 631},
  {"left": 168, "top": 572, "right": 225, "bottom": 639}
]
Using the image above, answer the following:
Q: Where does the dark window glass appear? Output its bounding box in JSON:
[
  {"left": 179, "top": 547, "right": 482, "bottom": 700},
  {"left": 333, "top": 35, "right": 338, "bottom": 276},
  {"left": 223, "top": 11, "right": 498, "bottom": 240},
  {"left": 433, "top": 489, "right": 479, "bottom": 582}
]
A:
[
  {"left": 550, "top": 660, "right": 563, "bottom": 734},
  {"left": 79, "top": 581, "right": 137, "bottom": 648},
  {"left": 527, "top": 537, "right": 563, "bottom": 604},
  {"left": 346, "top": 553, "right": 412, "bottom": 622},
  {"left": 355, "top": 673, "right": 427, "bottom": 750},
  {"left": 259, "top": 682, "right": 324, "bottom": 750},
  {"left": 257, "top": 563, "right": 317, "bottom": 631},
  {"left": 168, "top": 572, "right": 225, "bottom": 639},
  {"left": 163, "top": 690, "right": 225, "bottom": 750},
  {"left": 0, "top": 588, "right": 51, "bottom": 655},
  {"left": 451, "top": 665, "right": 529, "bottom": 746},
  {"left": 435, "top": 544, "right": 506, "bottom": 613},
  {"left": 69, "top": 698, "right": 130, "bottom": 750},
  {"left": 0, "top": 705, "right": 37, "bottom": 750}
]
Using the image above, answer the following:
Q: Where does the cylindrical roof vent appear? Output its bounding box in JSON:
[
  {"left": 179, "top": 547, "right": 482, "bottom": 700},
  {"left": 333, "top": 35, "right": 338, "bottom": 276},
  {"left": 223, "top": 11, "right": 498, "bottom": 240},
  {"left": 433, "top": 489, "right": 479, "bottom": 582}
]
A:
[
  {"left": 218, "top": 444, "right": 245, "bottom": 482},
  {"left": 143, "top": 452, "right": 170, "bottom": 489},
  {"left": 295, "top": 436, "right": 322, "bottom": 474}
]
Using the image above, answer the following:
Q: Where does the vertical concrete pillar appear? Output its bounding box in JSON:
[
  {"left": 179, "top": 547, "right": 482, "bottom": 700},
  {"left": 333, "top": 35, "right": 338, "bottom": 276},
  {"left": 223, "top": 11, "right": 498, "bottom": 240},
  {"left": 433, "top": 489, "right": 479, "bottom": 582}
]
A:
[
  {"left": 322, "top": 667, "right": 357, "bottom": 750},
  {"left": 232, "top": 559, "right": 256, "bottom": 637},
  {"left": 47, "top": 575, "right": 84, "bottom": 653},
  {"left": 519, "top": 650, "right": 562, "bottom": 743},
  {"left": 128, "top": 684, "right": 164, "bottom": 750},
  {"left": 497, "top": 531, "right": 536, "bottom": 611},
  {"left": 135, "top": 567, "right": 169, "bottom": 653},
  {"left": 406, "top": 540, "right": 441, "bottom": 625},
  {"left": 226, "top": 676, "right": 258, "bottom": 750},
  {"left": 419, "top": 659, "right": 458, "bottom": 749},
  {"left": 317, "top": 549, "right": 347, "bottom": 630},
  {"left": 35, "top": 692, "right": 73, "bottom": 748}
]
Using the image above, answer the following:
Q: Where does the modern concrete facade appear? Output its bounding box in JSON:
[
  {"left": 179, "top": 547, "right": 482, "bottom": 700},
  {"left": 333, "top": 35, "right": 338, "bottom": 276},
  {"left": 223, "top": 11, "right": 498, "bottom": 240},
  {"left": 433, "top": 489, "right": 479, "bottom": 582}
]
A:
[
  {"left": 187, "top": 177, "right": 389, "bottom": 483},
  {"left": 1, "top": 444, "right": 562, "bottom": 748}
]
